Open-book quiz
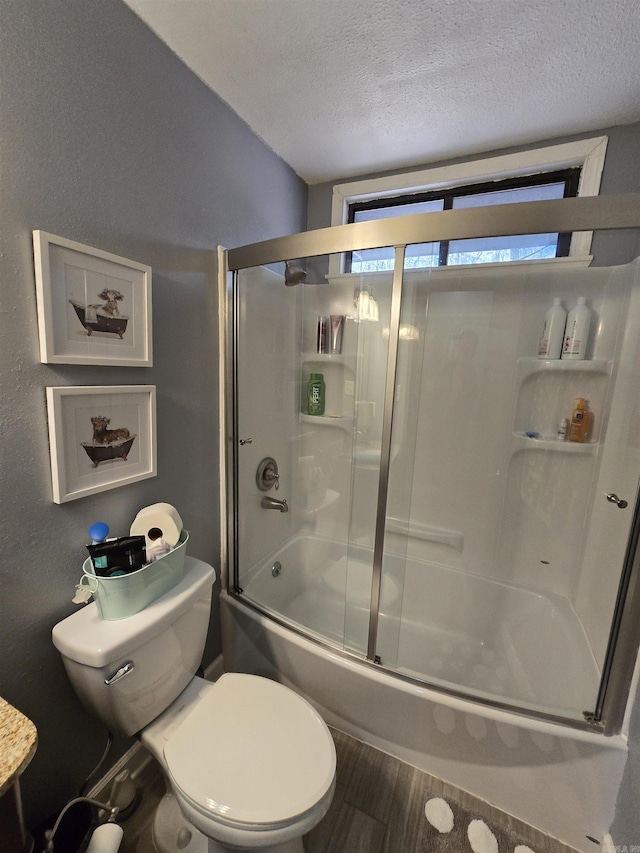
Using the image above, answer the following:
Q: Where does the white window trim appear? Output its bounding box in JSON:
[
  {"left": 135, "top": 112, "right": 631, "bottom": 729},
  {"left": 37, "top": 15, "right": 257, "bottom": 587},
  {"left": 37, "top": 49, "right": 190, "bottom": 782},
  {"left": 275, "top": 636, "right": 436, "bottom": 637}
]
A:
[{"left": 329, "top": 136, "right": 608, "bottom": 276}]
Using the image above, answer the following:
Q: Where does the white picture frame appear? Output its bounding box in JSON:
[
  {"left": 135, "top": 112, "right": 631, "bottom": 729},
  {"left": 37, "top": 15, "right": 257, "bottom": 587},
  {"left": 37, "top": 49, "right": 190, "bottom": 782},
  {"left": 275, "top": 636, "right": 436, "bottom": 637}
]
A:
[
  {"left": 33, "top": 231, "right": 152, "bottom": 366},
  {"left": 46, "top": 385, "right": 157, "bottom": 504}
]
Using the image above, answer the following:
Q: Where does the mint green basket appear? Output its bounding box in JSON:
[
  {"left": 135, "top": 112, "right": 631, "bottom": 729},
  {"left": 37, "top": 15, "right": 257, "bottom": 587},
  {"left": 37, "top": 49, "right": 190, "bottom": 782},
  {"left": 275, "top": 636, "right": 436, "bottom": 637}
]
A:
[{"left": 81, "top": 531, "right": 188, "bottom": 620}]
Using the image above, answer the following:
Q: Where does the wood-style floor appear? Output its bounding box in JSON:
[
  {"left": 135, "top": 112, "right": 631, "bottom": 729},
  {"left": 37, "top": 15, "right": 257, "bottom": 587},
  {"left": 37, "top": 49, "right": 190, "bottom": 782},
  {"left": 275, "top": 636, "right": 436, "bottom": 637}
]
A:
[{"left": 119, "top": 727, "right": 579, "bottom": 853}]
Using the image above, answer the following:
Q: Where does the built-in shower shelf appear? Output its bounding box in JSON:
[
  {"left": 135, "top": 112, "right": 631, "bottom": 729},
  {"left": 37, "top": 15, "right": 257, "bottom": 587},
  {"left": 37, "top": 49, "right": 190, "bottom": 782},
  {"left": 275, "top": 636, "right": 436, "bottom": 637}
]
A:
[
  {"left": 513, "top": 357, "right": 611, "bottom": 445},
  {"left": 512, "top": 432, "right": 598, "bottom": 454},
  {"left": 300, "top": 413, "right": 354, "bottom": 432},
  {"left": 303, "top": 353, "right": 349, "bottom": 364},
  {"left": 517, "top": 357, "right": 612, "bottom": 383},
  {"left": 302, "top": 352, "right": 355, "bottom": 421}
]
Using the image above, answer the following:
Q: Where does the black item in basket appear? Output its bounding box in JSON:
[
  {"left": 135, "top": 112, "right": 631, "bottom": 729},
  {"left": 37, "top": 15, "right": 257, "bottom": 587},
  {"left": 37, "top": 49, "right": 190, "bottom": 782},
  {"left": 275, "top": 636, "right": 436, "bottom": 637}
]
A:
[{"left": 87, "top": 536, "right": 147, "bottom": 577}]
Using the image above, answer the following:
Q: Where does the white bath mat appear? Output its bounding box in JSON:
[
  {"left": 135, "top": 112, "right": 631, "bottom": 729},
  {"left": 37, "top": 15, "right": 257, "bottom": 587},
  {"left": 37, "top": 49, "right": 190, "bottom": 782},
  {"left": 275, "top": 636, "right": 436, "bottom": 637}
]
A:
[
  {"left": 468, "top": 819, "right": 499, "bottom": 853},
  {"left": 424, "top": 797, "right": 454, "bottom": 833}
]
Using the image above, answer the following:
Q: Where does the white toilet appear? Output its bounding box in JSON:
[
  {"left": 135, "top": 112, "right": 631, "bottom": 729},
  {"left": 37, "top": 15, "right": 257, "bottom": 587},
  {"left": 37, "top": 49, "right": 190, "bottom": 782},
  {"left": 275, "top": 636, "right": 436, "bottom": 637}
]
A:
[{"left": 52, "top": 557, "right": 336, "bottom": 852}]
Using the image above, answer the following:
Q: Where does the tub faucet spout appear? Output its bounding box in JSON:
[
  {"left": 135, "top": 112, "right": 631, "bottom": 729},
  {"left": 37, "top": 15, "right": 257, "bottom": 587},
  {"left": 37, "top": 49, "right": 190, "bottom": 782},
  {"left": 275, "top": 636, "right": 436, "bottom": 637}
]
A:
[{"left": 261, "top": 496, "right": 289, "bottom": 513}]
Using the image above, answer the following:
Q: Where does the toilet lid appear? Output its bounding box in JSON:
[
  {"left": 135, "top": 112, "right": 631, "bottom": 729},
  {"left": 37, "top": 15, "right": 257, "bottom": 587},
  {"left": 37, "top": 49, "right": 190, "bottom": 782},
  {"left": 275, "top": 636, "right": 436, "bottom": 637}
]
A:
[{"left": 164, "top": 673, "right": 336, "bottom": 828}]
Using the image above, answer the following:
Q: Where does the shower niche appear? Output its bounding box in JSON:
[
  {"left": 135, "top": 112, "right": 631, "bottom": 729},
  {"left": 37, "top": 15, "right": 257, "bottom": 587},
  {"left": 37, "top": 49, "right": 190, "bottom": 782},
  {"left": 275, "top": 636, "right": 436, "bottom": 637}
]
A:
[
  {"left": 512, "top": 357, "right": 612, "bottom": 451},
  {"left": 300, "top": 353, "right": 355, "bottom": 427},
  {"left": 299, "top": 305, "right": 379, "bottom": 432}
]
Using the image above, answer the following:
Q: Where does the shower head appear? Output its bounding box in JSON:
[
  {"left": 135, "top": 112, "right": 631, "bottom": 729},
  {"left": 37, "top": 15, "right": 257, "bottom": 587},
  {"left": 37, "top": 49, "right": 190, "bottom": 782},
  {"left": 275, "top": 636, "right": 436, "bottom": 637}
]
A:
[{"left": 284, "top": 260, "right": 307, "bottom": 286}]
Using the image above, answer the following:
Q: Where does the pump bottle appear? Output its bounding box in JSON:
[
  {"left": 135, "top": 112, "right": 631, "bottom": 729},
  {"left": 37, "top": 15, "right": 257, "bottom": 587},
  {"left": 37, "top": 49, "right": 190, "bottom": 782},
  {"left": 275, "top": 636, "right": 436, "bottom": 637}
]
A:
[{"left": 569, "top": 398, "right": 593, "bottom": 443}]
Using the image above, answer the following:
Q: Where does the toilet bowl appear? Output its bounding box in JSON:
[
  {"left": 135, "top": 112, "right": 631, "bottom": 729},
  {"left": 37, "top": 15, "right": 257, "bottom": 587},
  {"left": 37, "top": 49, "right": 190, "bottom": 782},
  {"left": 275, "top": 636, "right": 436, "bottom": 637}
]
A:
[
  {"left": 142, "top": 673, "right": 335, "bottom": 851},
  {"left": 52, "top": 557, "right": 336, "bottom": 852}
]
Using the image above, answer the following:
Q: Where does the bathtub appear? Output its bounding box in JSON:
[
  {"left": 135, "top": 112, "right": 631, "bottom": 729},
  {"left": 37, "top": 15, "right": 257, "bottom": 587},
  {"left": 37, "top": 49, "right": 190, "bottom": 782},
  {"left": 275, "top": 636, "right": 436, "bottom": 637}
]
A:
[{"left": 220, "top": 533, "right": 627, "bottom": 852}]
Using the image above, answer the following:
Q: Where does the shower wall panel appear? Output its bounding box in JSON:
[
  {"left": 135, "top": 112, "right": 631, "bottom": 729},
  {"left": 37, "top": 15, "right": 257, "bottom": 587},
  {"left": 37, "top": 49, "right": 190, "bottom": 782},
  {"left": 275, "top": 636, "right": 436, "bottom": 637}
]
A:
[
  {"left": 403, "top": 282, "right": 521, "bottom": 578},
  {"left": 392, "top": 264, "right": 626, "bottom": 601}
]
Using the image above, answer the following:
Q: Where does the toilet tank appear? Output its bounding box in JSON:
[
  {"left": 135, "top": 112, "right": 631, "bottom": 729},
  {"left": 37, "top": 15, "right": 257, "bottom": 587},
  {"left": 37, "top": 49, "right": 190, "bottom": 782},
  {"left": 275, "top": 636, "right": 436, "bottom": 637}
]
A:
[{"left": 52, "top": 557, "right": 216, "bottom": 736}]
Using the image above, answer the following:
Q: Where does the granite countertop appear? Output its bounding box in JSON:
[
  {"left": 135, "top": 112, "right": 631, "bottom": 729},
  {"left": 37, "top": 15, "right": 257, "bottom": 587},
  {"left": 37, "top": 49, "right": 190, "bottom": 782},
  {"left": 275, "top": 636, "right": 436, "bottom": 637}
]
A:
[{"left": 0, "top": 697, "right": 37, "bottom": 797}]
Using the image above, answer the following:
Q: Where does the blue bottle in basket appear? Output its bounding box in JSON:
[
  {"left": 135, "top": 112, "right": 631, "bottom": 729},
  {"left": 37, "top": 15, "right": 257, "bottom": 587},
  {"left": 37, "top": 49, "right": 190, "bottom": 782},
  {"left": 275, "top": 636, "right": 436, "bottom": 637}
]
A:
[
  {"left": 307, "top": 373, "right": 325, "bottom": 416},
  {"left": 89, "top": 521, "right": 110, "bottom": 544}
]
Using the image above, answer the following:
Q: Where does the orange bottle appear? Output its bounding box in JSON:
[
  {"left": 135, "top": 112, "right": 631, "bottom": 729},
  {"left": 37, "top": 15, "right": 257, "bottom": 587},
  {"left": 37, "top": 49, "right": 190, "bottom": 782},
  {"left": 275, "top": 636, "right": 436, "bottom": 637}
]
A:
[{"left": 569, "top": 398, "right": 593, "bottom": 443}]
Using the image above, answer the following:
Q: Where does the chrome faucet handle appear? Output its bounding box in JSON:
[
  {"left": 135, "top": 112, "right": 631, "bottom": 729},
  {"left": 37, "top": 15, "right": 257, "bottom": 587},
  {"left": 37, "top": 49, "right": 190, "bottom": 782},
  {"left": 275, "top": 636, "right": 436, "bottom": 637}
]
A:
[
  {"left": 256, "top": 457, "right": 280, "bottom": 491},
  {"left": 264, "top": 468, "right": 280, "bottom": 490}
]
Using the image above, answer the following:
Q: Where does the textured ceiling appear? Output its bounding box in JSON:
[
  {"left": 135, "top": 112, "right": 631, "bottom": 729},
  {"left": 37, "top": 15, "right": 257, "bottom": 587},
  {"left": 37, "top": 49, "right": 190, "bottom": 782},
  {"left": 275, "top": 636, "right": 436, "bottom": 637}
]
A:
[{"left": 124, "top": 0, "right": 640, "bottom": 184}]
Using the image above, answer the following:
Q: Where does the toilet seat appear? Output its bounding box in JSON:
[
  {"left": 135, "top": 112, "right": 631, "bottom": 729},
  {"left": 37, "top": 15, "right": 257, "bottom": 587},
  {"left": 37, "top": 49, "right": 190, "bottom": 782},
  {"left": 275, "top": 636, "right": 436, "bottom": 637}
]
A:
[{"left": 163, "top": 673, "right": 336, "bottom": 833}]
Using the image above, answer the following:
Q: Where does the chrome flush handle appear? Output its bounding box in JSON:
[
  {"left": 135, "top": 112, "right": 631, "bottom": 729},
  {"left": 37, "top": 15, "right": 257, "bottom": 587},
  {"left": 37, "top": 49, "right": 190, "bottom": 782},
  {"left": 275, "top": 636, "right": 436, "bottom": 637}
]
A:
[
  {"left": 606, "top": 493, "right": 628, "bottom": 509},
  {"left": 104, "top": 661, "right": 135, "bottom": 685}
]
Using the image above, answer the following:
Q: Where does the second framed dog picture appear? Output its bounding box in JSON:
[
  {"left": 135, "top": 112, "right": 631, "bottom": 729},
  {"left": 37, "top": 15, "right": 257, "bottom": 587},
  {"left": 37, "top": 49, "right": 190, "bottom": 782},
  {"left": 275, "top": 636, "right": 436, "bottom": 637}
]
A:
[
  {"left": 46, "top": 385, "right": 157, "bottom": 503},
  {"left": 33, "top": 231, "right": 152, "bottom": 366}
]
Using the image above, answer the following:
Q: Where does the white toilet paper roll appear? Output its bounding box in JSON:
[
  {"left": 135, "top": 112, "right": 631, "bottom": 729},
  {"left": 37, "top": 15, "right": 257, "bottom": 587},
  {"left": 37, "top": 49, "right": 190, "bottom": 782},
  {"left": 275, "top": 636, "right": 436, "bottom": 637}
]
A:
[
  {"left": 86, "top": 823, "right": 124, "bottom": 853},
  {"left": 130, "top": 503, "right": 183, "bottom": 548}
]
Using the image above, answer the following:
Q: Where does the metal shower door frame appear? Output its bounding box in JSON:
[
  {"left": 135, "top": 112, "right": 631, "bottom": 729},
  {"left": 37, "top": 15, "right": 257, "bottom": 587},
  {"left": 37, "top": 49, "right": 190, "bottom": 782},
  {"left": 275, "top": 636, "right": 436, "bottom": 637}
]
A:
[{"left": 220, "top": 193, "right": 640, "bottom": 734}]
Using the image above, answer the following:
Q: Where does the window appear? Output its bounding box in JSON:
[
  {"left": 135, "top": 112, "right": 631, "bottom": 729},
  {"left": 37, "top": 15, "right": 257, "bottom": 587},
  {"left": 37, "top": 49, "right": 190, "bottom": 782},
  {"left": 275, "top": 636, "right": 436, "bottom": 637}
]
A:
[
  {"left": 348, "top": 170, "right": 580, "bottom": 273},
  {"left": 330, "top": 137, "right": 608, "bottom": 276}
]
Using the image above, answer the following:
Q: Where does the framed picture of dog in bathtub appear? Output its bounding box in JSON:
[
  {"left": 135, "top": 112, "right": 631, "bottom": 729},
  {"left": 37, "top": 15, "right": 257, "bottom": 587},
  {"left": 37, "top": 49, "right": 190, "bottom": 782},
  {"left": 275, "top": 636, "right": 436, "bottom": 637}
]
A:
[
  {"left": 33, "top": 231, "right": 152, "bottom": 366},
  {"left": 46, "top": 385, "right": 156, "bottom": 503}
]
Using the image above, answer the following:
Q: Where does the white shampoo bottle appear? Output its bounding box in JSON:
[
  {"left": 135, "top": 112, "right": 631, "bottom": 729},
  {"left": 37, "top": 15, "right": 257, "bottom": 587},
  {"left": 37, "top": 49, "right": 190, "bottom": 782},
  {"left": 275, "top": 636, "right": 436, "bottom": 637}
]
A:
[
  {"left": 538, "top": 298, "right": 566, "bottom": 359},
  {"left": 562, "top": 297, "right": 591, "bottom": 360}
]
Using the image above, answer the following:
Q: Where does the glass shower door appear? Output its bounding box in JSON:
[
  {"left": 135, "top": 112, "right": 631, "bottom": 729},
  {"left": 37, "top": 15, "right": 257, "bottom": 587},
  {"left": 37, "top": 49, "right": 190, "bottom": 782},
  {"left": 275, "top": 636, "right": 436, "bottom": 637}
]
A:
[
  {"left": 375, "top": 253, "right": 640, "bottom": 721},
  {"left": 233, "top": 262, "right": 301, "bottom": 621},
  {"left": 233, "top": 254, "right": 394, "bottom": 658}
]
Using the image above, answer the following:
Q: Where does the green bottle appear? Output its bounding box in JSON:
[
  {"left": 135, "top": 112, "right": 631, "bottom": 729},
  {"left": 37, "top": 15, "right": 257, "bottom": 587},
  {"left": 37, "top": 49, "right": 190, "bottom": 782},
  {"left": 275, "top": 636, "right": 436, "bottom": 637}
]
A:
[{"left": 307, "top": 373, "right": 325, "bottom": 415}]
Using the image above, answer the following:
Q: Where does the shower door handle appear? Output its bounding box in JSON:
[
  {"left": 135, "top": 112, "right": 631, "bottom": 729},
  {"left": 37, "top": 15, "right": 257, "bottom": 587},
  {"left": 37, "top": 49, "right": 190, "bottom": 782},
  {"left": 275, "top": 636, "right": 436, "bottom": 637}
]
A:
[{"left": 606, "top": 493, "right": 628, "bottom": 509}]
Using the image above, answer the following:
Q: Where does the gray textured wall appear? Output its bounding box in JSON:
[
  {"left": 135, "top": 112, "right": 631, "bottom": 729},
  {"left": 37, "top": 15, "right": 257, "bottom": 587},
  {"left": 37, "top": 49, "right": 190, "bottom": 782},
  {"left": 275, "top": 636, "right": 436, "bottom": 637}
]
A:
[{"left": 0, "top": 0, "right": 306, "bottom": 828}]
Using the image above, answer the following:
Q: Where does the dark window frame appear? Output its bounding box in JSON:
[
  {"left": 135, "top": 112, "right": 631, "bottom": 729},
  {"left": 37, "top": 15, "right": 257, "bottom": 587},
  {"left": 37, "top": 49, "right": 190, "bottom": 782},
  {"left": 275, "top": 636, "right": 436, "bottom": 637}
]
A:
[{"left": 345, "top": 168, "right": 581, "bottom": 272}]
